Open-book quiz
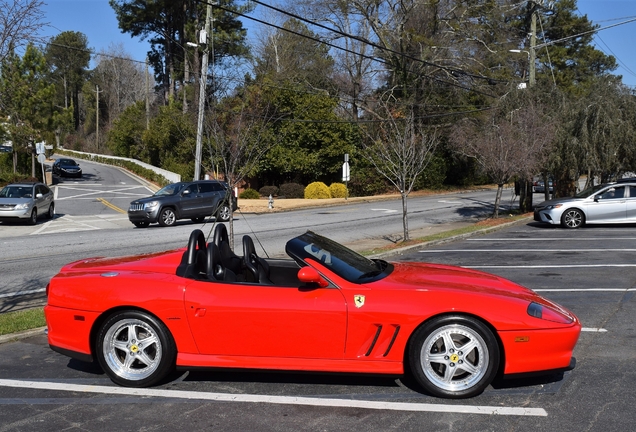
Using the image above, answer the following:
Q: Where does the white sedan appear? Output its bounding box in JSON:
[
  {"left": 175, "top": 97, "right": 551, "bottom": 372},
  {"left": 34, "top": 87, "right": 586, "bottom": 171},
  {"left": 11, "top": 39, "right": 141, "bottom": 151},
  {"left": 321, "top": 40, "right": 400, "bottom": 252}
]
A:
[{"left": 534, "top": 180, "right": 636, "bottom": 228}]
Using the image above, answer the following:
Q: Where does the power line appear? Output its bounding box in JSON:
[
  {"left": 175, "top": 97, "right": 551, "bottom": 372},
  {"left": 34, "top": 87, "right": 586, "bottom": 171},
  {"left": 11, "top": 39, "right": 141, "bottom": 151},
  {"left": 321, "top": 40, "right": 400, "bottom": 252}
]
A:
[{"left": 196, "top": 0, "right": 499, "bottom": 98}]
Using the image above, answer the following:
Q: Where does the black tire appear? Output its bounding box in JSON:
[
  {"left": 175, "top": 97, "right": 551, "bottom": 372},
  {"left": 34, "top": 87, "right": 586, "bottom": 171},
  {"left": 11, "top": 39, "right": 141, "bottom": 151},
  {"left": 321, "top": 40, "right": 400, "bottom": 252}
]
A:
[
  {"left": 133, "top": 221, "right": 150, "bottom": 228},
  {"left": 28, "top": 209, "right": 37, "bottom": 225},
  {"left": 47, "top": 202, "right": 55, "bottom": 219},
  {"left": 216, "top": 203, "right": 231, "bottom": 222},
  {"left": 408, "top": 315, "right": 499, "bottom": 399},
  {"left": 158, "top": 208, "right": 176, "bottom": 227},
  {"left": 191, "top": 216, "right": 205, "bottom": 223},
  {"left": 561, "top": 208, "right": 584, "bottom": 229},
  {"left": 95, "top": 310, "right": 176, "bottom": 388}
]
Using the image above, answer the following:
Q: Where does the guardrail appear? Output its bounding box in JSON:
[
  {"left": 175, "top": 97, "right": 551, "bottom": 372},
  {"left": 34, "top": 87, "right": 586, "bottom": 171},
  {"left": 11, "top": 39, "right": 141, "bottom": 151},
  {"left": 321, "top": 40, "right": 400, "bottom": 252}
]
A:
[{"left": 57, "top": 149, "right": 181, "bottom": 184}]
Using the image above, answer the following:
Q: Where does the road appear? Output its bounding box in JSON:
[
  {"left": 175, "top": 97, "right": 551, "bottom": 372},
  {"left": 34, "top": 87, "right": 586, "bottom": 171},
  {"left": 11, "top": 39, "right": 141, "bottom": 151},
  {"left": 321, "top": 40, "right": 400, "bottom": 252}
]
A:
[
  {"left": 1, "top": 221, "right": 634, "bottom": 431},
  {"left": 0, "top": 158, "right": 514, "bottom": 311}
]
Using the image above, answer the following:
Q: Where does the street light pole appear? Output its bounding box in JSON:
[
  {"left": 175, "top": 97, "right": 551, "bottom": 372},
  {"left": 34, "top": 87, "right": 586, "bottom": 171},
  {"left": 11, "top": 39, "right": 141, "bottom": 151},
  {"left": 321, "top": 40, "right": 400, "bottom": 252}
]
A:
[{"left": 194, "top": 1, "right": 213, "bottom": 181}]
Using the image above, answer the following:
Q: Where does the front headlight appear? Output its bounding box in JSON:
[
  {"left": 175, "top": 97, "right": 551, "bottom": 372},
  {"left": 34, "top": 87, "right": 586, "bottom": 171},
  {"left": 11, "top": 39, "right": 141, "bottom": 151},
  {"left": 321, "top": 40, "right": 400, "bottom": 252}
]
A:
[
  {"left": 145, "top": 201, "right": 159, "bottom": 210},
  {"left": 546, "top": 204, "right": 563, "bottom": 210},
  {"left": 14, "top": 203, "right": 30, "bottom": 210},
  {"left": 527, "top": 302, "right": 573, "bottom": 324}
]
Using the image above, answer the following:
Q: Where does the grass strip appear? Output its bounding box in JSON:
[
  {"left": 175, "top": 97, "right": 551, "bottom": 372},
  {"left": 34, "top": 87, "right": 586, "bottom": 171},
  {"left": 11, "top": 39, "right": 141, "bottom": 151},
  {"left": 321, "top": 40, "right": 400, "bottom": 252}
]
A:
[{"left": 0, "top": 308, "right": 45, "bottom": 336}]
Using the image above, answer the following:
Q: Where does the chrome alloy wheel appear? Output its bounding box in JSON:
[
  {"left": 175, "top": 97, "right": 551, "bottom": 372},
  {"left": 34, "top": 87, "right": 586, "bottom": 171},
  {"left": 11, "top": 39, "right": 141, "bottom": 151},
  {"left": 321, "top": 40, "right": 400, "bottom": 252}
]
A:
[
  {"left": 562, "top": 209, "right": 583, "bottom": 229},
  {"left": 420, "top": 324, "right": 489, "bottom": 392},
  {"left": 159, "top": 208, "right": 176, "bottom": 226},
  {"left": 102, "top": 318, "right": 162, "bottom": 382}
]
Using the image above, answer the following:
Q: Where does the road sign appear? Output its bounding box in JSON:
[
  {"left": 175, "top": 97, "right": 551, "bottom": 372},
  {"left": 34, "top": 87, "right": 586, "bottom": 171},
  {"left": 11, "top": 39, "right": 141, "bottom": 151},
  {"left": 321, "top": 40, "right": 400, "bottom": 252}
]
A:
[
  {"left": 342, "top": 162, "right": 350, "bottom": 182},
  {"left": 37, "top": 153, "right": 46, "bottom": 164},
  {"left": 36, "top": 142, "right": 45, "bottom": 154}
]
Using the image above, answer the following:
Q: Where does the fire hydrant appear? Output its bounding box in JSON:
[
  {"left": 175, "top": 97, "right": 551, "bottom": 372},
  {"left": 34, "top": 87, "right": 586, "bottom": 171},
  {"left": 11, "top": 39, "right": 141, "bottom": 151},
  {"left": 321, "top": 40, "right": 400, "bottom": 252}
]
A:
[{"left": 268, "top": 194, "right": 274, "bottom": 209}]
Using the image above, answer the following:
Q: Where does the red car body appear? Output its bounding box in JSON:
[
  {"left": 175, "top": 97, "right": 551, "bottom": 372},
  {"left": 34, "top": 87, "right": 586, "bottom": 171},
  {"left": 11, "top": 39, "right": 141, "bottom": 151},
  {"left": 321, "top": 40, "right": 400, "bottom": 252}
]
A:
[{"left": 45, "top": 229, "right": 581, "bottom": 398}]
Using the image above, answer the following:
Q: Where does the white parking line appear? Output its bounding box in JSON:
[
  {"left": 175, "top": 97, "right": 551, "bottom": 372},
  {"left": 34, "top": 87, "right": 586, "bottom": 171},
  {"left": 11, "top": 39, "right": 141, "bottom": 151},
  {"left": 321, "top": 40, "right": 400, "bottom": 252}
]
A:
[
  {"left": 468, "top": 237, "right": 636, "bottom": 241},
  {"left": 466, "top": 264, "right": 636, "bottom": 269},
  {"left": 421, "top": 249, "right": 636, "bottom": 252},
  {"left": 0, "top": 379, "right": 547, "bottom": 416},
  {"left": 581, "top": 328, "right": 608, "bottom": 332}
]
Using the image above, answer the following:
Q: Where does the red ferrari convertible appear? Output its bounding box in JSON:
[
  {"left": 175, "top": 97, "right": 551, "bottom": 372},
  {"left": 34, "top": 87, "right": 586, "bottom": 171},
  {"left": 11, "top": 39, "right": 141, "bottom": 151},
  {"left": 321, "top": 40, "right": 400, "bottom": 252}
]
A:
[{"left": 45, "top": 226, "right": 581, "bottom": 398}]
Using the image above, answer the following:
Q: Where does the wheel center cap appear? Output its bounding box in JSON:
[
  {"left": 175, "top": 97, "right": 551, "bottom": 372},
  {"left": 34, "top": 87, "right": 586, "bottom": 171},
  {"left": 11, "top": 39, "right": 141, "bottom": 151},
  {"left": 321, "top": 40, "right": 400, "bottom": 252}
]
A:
[
  {"left": 450, "top": 353, "right": 459, "bottom": 362},
  {"left": 130, "top": 345, "right": 139, "bottom": 353}
]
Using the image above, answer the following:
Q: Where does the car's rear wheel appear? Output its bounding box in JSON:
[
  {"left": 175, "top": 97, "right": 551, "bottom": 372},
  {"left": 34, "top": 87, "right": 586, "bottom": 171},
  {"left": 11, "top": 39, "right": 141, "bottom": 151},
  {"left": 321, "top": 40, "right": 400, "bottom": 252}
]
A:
[
  {"left": 28, "top": 209, "right": 37, "bottom": 225},
  {"left": 408, "top": 315, "right": 499, "bottom": 399},
  {"left": 561, "top": 208, "right": 584, "bottom": 229},
  {"left": 158, "top": 208, "right": 176, "bottom": 227},
  {"left": 191, "top": 216, "right": 205, "bottom": 223},
  {"left": 47, "top": 203, "right": 55, "bottom": 219},
  {"left": 216, "top": 204, "right": 231, "bottom": 222},
  {"left": 133, "top": 221, "right": 150, "bottom": 228},
  {"left": 96, "top": 311, "right": 176, "bottom": 387}
]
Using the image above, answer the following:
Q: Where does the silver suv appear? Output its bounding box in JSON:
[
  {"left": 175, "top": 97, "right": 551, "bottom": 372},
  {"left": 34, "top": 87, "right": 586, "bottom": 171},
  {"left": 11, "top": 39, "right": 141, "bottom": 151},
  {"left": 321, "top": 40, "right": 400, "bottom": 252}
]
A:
[
  {"left": 0, "top": 182, "right": 55, "bottom": 225},
  {"left": 127, "top": 180, "right": 237, "bottom": 228}
]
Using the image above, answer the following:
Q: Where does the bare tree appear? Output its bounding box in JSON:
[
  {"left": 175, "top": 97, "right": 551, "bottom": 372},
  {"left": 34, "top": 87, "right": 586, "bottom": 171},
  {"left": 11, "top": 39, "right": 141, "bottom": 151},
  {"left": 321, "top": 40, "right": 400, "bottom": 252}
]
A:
[
  {"left": 93, "top": 44, "right": 153, "bottom": 128},
  {"left": 204, "top": 91, "right": 280, "bottom": 250},
  {"left": 0, "top": 0, "right": 45, "bottom": 63},
  {"left": 362, "top": 95, "right": 438, "bottom": 241},
  {"left": 451, "top": 97, "right": 555, "bottom": 217}
]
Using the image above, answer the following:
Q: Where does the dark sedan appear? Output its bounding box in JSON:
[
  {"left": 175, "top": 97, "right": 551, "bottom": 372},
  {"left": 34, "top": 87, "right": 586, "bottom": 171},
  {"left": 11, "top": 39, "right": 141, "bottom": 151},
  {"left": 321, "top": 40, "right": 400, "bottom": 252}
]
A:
[{"left": 52, "top": 158, "right": 82, "bottom": 178}]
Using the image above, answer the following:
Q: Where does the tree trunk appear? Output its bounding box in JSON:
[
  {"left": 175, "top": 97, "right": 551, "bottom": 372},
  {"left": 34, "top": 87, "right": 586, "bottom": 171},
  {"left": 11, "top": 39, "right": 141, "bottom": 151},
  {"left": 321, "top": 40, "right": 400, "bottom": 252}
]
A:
[
  {"left": 401, "top": 192, "right": 409, "bottom": 242},
  {"left": 493, "top": 184, "right": 503, "bottom": 218}
]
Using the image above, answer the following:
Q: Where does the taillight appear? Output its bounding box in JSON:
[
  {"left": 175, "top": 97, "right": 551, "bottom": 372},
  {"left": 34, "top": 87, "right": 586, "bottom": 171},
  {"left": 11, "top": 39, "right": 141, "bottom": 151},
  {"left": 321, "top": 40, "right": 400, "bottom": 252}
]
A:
[{"left": 527, "top": 302, "right": 573, "bottom": 324}]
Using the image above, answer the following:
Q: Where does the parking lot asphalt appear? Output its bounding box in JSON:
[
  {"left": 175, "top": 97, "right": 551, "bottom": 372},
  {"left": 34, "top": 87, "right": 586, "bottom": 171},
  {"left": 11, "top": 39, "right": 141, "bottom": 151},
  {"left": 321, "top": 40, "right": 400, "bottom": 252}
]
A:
[{"left": 1, "top": 219, "right": 634, "bottom": 431}]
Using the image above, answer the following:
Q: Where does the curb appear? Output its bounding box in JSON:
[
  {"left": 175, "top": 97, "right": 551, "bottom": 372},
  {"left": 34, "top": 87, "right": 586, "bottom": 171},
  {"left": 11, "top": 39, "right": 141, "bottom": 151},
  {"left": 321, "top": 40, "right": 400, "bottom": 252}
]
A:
[{"left": 0, "top": 326, "right": 46, "bottom": 345}]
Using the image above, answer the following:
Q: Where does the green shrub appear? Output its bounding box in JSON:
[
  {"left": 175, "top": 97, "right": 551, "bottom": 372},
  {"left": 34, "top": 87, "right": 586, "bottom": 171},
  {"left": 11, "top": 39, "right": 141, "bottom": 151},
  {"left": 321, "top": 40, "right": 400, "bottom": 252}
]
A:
[
  {"left": 239, "top": 188, "right": 260, "bottom": 199},
  {"left": 348, "top": 167, "right": 391, "bottom": 197},
  {"left": 329, "top": 182, "right": 348, "bottom": 198},
  {"left": 305, "top": 181, "right": 331, "bottom": 199},
  {"left": 279, "top": 182, "right": 305, "bottom": 198},
  {"left": 259, "top": 185, "right": 279, "bottom": 197}
]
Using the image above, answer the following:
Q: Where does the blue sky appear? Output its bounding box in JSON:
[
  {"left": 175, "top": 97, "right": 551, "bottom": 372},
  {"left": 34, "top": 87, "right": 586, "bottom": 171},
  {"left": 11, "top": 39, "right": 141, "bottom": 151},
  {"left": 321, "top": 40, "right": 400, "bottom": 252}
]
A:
[{"left": 40, "top": 0, "right": 636, "bottom": 87}]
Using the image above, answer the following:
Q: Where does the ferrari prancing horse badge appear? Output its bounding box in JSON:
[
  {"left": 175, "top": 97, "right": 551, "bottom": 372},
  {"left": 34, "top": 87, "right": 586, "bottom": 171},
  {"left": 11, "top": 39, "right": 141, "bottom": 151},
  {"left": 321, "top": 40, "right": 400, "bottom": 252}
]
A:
[{"left": 354, "top": 295, "right": 365, "bottom": 308}]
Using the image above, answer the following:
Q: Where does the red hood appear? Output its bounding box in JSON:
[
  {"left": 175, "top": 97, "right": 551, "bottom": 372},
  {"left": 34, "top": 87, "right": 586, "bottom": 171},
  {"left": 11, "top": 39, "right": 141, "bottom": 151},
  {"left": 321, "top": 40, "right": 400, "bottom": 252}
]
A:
[{"left": 384, "top": 261, "right": 538, "bottom": 301}]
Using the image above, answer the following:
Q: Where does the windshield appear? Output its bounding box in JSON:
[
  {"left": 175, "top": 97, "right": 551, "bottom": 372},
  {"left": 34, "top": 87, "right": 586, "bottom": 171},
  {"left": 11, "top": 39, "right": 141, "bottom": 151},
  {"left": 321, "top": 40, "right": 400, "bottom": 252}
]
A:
[
  {"left": 0, "top": 186, "right": 32, "bottom": 198},
  {"left": 285, "top": 231, "right": 392, "bottom": 284},
  {"left": 60, "top": 159, "right": 77, "bottom": 166},
  {"left": 575, "top": 184, "right": 610, "bottom": 198},
  {"left": 154, "top": 183, "right": 186, "bottom": 196}
]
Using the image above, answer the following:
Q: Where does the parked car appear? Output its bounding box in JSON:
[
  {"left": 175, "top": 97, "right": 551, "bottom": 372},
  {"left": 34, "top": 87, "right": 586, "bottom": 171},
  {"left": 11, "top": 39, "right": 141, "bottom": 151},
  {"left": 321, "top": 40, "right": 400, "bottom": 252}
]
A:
[
  {"left": 52, "top": 158, "right": 82, "bottom": 178},
  {"left": 534, "top": 178, "right": 636, "bottom": 228},
  {"left": 45, "top": 227, "right": 581, "bottom": 398},
  {"left": 533, "top": 178, "right": 554, "bottom": 194},
  {"left": 127, "top": 180, "right": 237, "bottom": 228},
  {"left": 0, "top": 181, "right": 54, "bottom": 225}
]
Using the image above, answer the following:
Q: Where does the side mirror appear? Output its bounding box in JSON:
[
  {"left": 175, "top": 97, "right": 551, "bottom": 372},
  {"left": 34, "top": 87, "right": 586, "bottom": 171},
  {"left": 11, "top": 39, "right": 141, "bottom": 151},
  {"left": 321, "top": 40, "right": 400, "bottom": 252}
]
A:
[
  {"left": 36, "top": 193, "right": 43, "bottom": 199},
  {"left": 594, "top": 195, "right": 600, "bottom": 202},
  {"left": 182, "top": 189, "right": 191, "bottom": 195},
  {"left": 297, "top": 267, "right": 329, "bottom": 288}
]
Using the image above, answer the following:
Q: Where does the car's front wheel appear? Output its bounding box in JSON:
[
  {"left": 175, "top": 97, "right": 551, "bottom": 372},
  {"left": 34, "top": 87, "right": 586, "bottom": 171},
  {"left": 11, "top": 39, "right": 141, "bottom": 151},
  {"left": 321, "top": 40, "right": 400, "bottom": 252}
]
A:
[
  {"left": 158, "top": 208, "right": 176, "bottom": 227},
  {"left": 95, "top": 311, "right": 176, "bottom": 387},
  {"left": 408, "top": 315, "right": 499, "bottom": 399},
  {"left": 561, "top": 208, "right": 584, "bottom": 229},
  {"left": 216, "top": 203, "right": 231, "bottom": 222},
  {"left": 28, "top": 209, "right": 37, "bottom": 225}
]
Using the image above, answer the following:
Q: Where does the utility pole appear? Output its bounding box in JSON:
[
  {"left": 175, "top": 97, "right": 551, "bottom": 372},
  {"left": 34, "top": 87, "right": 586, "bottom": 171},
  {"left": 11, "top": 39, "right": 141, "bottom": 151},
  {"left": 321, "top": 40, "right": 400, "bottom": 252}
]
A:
[
  {"left": 194, "top": 1, "right": 213, "bottom": 181},
  {"left": 145, "top": 57, "right": 150, "bottom": 130},
  {"left": 530, "top": 5, "right": 537, "bottom": 87},
  {"left": 95, "top": 85, "right": 102, "bottom": 151}
]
